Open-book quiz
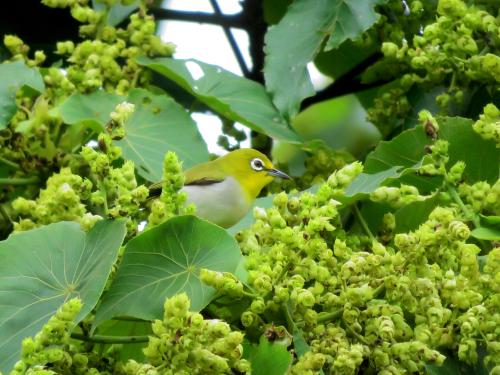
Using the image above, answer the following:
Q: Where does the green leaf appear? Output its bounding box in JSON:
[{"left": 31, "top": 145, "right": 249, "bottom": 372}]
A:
[
  {"left": 59, "top": 91, "right": 122, "bottom": 130},
  {"left": 364, "top": 125, "right": 428, "bottom": 172},
  {"left": 59, "top": 89, "right": 209, "bottom": 181},
  {"left": 246, "top": 336, "right": 292, "bottom": 375},
  {"left": 0, "top": 61, "right": 44, "bottom": 129},
  {"left": 395, "top": 195, "right": 442, "bottom": 233},
  {"left": 0, "top": 220, "right": 126, "bottom": 373},
  {"left": 136, "top": 56, "right": 299, "bottom": 143},
  {"left": 323, "top": 0, "right": 387, "bottom": 51},
  {"left": 93, "top": 215, "right": 243, "bottom": 329},
  {"left": 426, "top": 350, "right": 490, "bottom": 375},
  {"left": 479, "top": 215, "right": 500, "bottom": 226},
  {"left": 344, "top": 166, "right": 402, "bottom": 200},
  {"left": 264, "top": 0, "right": 385, "bottom": 119},
  {"left": 117, "top": 88, "right": 209, "bottom": 181},
  {"left": 292, "top": 326, "right": 311, "bottom": 357},
  {"left": 438, "top": 117, "right": 499, "bottom": 184},
  {"left": 364, "top": 116, "right": 500, "bottom": 188},
  {"left": 471, "top": 226, "right": 500, "bottom": 241}
]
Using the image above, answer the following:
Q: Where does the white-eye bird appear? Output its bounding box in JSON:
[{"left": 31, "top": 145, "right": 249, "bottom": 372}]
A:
[{"left": 150, "top": 149, "right": 291, "bottom": 228}]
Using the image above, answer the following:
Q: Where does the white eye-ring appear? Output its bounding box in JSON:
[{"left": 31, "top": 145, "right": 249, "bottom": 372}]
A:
[{"left": 250, "top": 158, "right": 265, "bottom": 171}]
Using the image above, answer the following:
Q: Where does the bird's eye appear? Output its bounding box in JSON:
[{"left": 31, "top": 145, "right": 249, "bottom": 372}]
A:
[{"left": 250, "top": 158, "right": 264, "bottom": 171}]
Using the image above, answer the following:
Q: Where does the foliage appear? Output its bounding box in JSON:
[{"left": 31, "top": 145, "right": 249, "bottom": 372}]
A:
[{"left": 0, "top": 0, "right": 499, "bottom": 375}]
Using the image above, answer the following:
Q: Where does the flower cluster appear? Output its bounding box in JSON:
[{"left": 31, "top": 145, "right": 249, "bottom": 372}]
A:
[
  {"left": 12, "top": 101, "right": 149, "bottom": 234},
  {"left": 364, "top": 0, "right": 500, "bottom": 131},
  {"left": 474, "top": 103, "right": 500, "bottom": 148},
  {"left": 43, "top": 0, "right": 174, "bottom": 95},
  {"left": 200, "top": 158, "right": 499, "bottom": 374},
  {"left": 147, "top": 152, "right": 194, "bottom": 228},
  {"left": 124, "top": 293, "right": 250, "bottom": 375},
  {"left": 10, "top": 298, "right": 93, "bottom": 375}
]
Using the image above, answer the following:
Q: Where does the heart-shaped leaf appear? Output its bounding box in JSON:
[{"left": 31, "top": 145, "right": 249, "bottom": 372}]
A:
[
  {"left": 116, "top": 88, "right": 209, "bottom": 181},
  {"left": 0, "top": 61, "right": 44, "bottom": 129},
  {"left": 93, "top": 215, "right": 243, "bottom": 329},
  {"left": 59, "top": 90, "right": 122, "bottom": 130},
  {"left": 0, "top": 220, "right": 126, "bottom": 373},
  {"left": 136, "top": 56, "right": 299, "bottom": 143},
  {"left": 58, "top": 88, "right": 209, "bottom": 181},
  {"left": 365, "top": 117, "right": 499, "bottom": 185}
]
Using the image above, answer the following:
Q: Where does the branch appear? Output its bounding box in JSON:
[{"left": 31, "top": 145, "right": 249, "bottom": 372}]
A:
[
  {"left": 208, "top": 0, "right": 249, "bottom": 77},
  {"left": 150, "top": 8, "right": 244, "bottom": 28},
  {"left": 300, "top": 52, "right": 386, "bottom": 110}
]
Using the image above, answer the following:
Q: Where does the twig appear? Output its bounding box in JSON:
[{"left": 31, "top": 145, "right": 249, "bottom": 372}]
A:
[
  {"left": 0, "top": 176, "right": 39, "bottom": 186},
  {"left": 150, "top": 8, "right": 244, "bottom": 28},
  {"left": 71, "top": 332, "right": 149, "bottom": 344},
  {"left": 352, "top": 203, "right": 375, "bottom": 240},
  {"left": 208, "top": 0, "right": 249, "bottom": 76},
  {"left": 0, "top": 156, "right": 20, "bottom": 170}
]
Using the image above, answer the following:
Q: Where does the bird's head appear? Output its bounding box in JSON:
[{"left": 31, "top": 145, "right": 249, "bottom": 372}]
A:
[{"left": 218, "top": 148, "right": 291, "bottom": 200}]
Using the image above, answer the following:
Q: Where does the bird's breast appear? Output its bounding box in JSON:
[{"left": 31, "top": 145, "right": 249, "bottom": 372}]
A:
[{"left": 181, "top": 177, "right": 251, "bottom": 228}]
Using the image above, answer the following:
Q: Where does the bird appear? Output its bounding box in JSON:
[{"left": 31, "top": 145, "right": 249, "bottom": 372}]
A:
[{"left": 149, "top": 148, "right": 291, "bottom": 228}]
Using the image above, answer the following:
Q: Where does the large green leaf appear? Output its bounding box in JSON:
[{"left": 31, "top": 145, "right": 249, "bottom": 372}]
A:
[
  {"left": 264, "top": 0, "right": 385, "bottom": 119},
  {"left": 117, "top": 88, "right": 209, "bottom": 181},
  {"left": 59, "top": 90, "right": 122, "bottom": 131},
  {"left": 59, "top": 89, "right": 209, "bottom": 181},
  {"left": 0, "top": 220, "right": 126, "bottom": 373},
  {"left": 365, "top": 117, "right": 499, "bottom": 186},
  {"left": 0, "top": 61, "right": 44, "bottom": 129},
  {"left": 323, "top": 0, "right": 386, "bottom": 51},
  {"left": 136, "top": 56, "right": 299, "bottom": 143},
  {"left": 93, "top": 215, "right": 243, "bottom": 329}
]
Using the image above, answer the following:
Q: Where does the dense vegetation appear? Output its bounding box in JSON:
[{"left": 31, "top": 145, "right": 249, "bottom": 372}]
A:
[{"left": 0, "top": 0, "right": 499, "bottom": 374}]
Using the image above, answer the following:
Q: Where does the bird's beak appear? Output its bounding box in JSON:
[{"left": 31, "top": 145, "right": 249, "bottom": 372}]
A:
[{"left": 267, "top": 168, "right": 292, "bottom": 180}]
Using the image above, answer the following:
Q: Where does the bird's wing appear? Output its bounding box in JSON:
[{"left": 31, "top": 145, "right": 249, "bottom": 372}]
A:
[
  {"left": 184, "top": 161, "right": 225, "bottom": 186},
  {"left": 148, "top": 160, "right": 225, "bottom": 199}
]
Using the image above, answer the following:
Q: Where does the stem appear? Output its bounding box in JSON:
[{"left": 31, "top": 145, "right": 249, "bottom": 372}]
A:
[
  {"left": 352, "top": 203, "right": 374, "bottom": 240},
  {"left": 98, "top": 181, "right": 108, "bottom": 214},
  {"left": 283, "top": 303, "right": 294, "bottom": 332},
  {"left": 345, "top": 324, "right": 369, "bottom": 345},
  {"left": 112, "top": 316, "right": 149, "bottom": 322},
  {"left": 373, "top": 283, "right": 386, "bottom": 298},
  {"left": 447, "top": 184, "right": 488, "bottom": 250},
  {"left": 0, "top": 156, "right": 20, "bottom": 170},
  {"left": 0, "top": 204, "right": 13, "bottom": 225},
  {"left": 447, "top": 185, "right": 480, "bottom": 228},
  {"left": 70, "top": 332, "right": 149, "bottom": 344},
  {"left": 316, "top": 309, "right": 342, "bottom": 323},
  {"left": 0, "top": 176, "right": 39, "bottom": 186}
]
